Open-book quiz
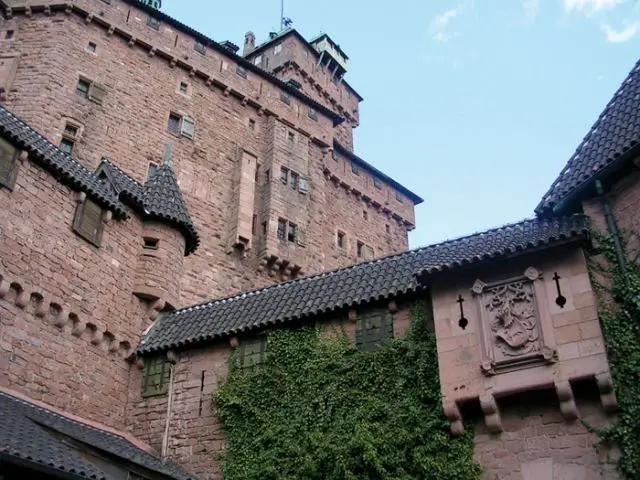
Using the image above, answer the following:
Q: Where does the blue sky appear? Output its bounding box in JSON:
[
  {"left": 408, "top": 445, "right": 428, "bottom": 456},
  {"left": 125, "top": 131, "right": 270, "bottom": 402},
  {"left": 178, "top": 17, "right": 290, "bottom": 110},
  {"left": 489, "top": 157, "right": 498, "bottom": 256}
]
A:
[{"left": 162, "top": 0, "right": 640, "bottom": 249}]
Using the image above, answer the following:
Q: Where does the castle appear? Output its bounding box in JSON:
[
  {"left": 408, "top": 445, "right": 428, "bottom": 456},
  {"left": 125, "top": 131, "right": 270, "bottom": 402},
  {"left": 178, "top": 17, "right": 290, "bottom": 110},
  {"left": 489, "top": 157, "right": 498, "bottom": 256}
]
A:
[{"left": 0, "top": 0, "right": 639, "bottom": 479}]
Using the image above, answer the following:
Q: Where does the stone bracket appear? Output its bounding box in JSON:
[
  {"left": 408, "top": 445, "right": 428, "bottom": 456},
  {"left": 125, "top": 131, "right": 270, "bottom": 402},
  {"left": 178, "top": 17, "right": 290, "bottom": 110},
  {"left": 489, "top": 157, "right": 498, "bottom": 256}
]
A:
[
  {"left": 555, "top": 380, "right": 578, "bottom": 421},
  {"left": 596, "top": 372, "right": 618, "bottom": 413},
  {"left": 480, "top": 394, "right": 503, "bottom": 433}
]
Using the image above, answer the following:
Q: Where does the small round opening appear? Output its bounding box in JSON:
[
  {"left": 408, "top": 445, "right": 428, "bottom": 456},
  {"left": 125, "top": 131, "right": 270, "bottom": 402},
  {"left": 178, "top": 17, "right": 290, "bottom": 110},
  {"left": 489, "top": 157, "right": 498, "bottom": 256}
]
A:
[{"left": 458, "top": 317, "right": 468, "bottom": 330}]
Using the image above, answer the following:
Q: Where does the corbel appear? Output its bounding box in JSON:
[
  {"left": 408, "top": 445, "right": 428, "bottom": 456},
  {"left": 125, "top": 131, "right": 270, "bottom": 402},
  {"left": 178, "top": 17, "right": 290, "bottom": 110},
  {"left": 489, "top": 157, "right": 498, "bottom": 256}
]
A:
[
  {"left": 65, "top": 3, "right": 73, "bottom": 14},
  {"left": 103, "top": 210, "right": 113, "bottom": 224},
  {"left": 34, "top": 293, "right": 48, "bottom": 317},
  {"left": 223, "top": 86, "right": 231, "bottom": 97},
  {"left": 91, "top": 329, "right": 104, "bottom": 346},
  {"left": 5, "top": 7, "right": 12, "bottom": 19},
  {"left": 241, "top": 97, "right": 248, "bottom": 107},
  {"left": 596, "top": 372, "right": 618, "bottom": 413},
  {"left": 443, "top": 401, "right": 464, "bottom": 436},
  {"left": 148, "top": 48, "right": 157, "bottom": 57},
  {"left": 166, "top": 350, "right": 178, "bottom": 364},
  {"left": 53, "top": 307, "right": 69, "bottom": 328},
  {"left": 25, "top": 6, "right": 31, "bottom": 17},
  {"left": 44, "top": 5, "right": 51, "bottom": 16},
  {"left": 14, "top": 288, "right": 29, "bottom": 309},
  {"left": 258, "top": 107, "right": 265, "bottom": 116},
  {"left": 348, "top": 309, "right": 357, "bottom": 323},
  {"left": 85, "top": 13, "right": 94, "bottom": 24},
  {"left": 128, "top": 37, "right": 136, "bottom": 48},
  {"left": 189, "top": 68, "right": 196, "bottom": 77},
  {"left": 169, "top": 57, "right": 177, "bottom": 68},
  {"left": 108, "top": 337, "right": 120, "bottom": 354},
  {"left": 75, "top": 191, "right": 86, "bottom": 203},
  {"left": 107, "top": 25, "right": 115, "bottom": 36},
  {"left": 480, "top": 395, "right": 503, "bottom": 433},
  {"left": 19, "top": 150, "right": 29, "bottom": 164},
  {"left": 135, "top": 356, "right": 144, "bottom": 370},
  {"left": 205, "top": 76, "right": 213, "bottom": 87},
  {"left": 71, "top": 319, "right": 86, "bottom": 337},
  {"left": 388, "top": 300, "right": 398, "bottom": 314},
  {"left": 0, "top": 278, "right": 10, "bottom": 299},
  {"left": 555, "top": 380, "right": 578, "bottom": 421}
]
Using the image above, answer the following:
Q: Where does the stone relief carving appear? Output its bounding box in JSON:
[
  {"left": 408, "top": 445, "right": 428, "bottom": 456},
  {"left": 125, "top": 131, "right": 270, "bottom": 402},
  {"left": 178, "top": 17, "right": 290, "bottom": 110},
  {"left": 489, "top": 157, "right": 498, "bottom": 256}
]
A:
[{"left": 473, "top": 267, "right": 556, "bottom": 375}]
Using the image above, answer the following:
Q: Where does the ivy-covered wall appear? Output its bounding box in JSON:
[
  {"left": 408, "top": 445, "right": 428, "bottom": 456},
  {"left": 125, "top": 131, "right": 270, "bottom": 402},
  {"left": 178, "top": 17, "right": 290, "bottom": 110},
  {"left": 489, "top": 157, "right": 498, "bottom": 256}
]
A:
[{"left": 213, "top": 300, "right": 482, "bottom": 480}]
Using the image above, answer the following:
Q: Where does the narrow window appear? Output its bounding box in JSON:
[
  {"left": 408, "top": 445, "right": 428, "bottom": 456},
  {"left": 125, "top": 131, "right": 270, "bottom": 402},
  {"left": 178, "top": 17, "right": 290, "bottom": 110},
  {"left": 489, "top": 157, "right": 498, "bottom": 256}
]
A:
[
  {"left": 147, "top": 162, "right": 158, "bottom": 179},
  {"left": 86, "top": 41, "right": 97, "bottom": 53},
  {"left": 357, "top": 241, "right": 364, "bottom": 258},
  {"left": 363, "top": 210, "right": 368, "bottom": 221},
  {"left": 355, "top": 310, "right": 394, "bottom": 352},
  {"left": 60, "top": 122, "right": 79, "bottom": 155},
  {"left": 290, "top": 172, "right": 299, "bottom": 190},
  {"left": 396, "top": 191, "right": 404, "bottom": 203},
  {"left": 308, "top": 107, "right": 318, "bottom": 121},
  {"left": 337, "top": 231, "right": 345, "bottom": 248},
  {"left": 147, "top": 16, "right": 160, "bottom": 30},
  {"left": 288, "top": 222, "right": 297, "bottom": 242},
  {"left": 72, "top": 198, "right": 104, "bottom": 246},
  {"left": 352, "top": 163, "right": 360, "bottom": 176},
  {"left": 194, "top": 41, "right": 206, "bottom": 55},
  {"left": 261, "top": 221, "right": 267, "bottom": 236},
  {"left": 252, "top": 214, "right": 257, "bottom": 235},
  {"left": 364, "top": 245, "right": 374, "bottom": 261},
  {"left": 280, "top": 167, "right": 289, "bottom": 184},
  {"left": 385, "top": 224, "right": 390, "bottom": 234},
  {"left": 76, "top": 78, "right": 91, "bottom": 98},
  {"left": 143, "top": 237, "right": 159, "bottom": 250},
  {"left": 0, "top": 137, "right": 19, "bottom": 190},
  {"left": 280, "top": 92, "right": 291, "bottom": 105},
  {"left": 374, "top": 177, "right": 382, "bottom": 190},
  {"left": 277, "top": 219, "right": 287, "bottom": 240},
  {"left": 141, "top": 356, "right": 171, "bottom": 397},
  {"left": 248, "top": 119, "right": 256, "bottom": 131},
  {"left": 236, "top": 65, "right": 248, "bottom": 78},
  {"left": 287, "top": 131, "right": 295, "bottom": 146},
  {"left": 264, "top": 169, "right": 271, "bottom": 184},
  {"left": 167, "top": 113, "right": 181, "bottom": 134},
  {"left": 179, "top": 82, "right": 188, "bottom": 94},
  {"left": 239, "top": 337, "right": 267, "bottom": 369},
  {"left": 5, "top": 30, "right": 14, "bottom": 40}
]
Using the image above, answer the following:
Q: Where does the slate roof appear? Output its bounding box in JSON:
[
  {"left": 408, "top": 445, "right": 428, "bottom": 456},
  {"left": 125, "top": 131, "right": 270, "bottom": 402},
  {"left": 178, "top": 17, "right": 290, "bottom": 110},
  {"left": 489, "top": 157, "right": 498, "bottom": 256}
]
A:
[
  {"left": 137, "top": 214, "right": 589, "bottom": 355},
  {"left": 0, "top": 105, "right": 199, "bottom": 255},
  {"left": 99, "top": 159, "right": 200, "bottom": 255},
  {"left": 536, "top": 58, "right": 640, "bottom": 215},
  {"left": 0, "top": 391, "right": 197, "bottom": 480}
]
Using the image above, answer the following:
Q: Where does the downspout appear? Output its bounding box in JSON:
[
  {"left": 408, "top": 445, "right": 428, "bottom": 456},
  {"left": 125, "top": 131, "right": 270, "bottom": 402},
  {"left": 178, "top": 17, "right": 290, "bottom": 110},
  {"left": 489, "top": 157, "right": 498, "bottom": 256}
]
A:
[
  {"left": 161, "top": 361, "right": 175, "bottom": 460},
  {"left": 595, "top": 179, "right": 628, "bottom": 280}
]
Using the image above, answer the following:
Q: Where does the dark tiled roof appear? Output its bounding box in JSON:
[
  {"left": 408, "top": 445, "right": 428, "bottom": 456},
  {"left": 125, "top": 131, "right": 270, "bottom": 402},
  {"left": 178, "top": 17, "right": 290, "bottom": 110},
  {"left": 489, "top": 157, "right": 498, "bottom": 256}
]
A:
[
  {"left": 0, "top": 391, "right": 197, "bottom": 480},
  {"left": 99, "top": 159, "right": 199, "bottom": 255},
  {"left": 0, "top": 106, "right": 127, "bottom": 218},
  {"left": 0, "top": 105, "right": 199, "bottom": 255},
  {"left": 137, "top": 215, "right": 589, "bottom": 355},
  {"left": 536, "top": 59, "right": 640, "bottom": 215},
  {"left": 333, "top": 141, "right": 424, "bottom": 205}
]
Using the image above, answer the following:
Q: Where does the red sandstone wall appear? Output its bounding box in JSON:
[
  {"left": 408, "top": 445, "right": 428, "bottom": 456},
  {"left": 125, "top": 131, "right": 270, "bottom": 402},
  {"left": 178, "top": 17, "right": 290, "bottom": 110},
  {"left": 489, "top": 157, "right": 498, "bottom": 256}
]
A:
[{"left": 0, "top": 159, "right": 146, "bottom": 428}]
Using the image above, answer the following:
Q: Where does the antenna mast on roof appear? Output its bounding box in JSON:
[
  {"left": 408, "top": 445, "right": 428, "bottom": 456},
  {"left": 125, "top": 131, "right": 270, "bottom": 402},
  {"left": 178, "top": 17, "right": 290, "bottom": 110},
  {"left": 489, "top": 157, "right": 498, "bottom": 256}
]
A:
[{"left": 280, "top": 0, "right": 293, "bottom": 31}]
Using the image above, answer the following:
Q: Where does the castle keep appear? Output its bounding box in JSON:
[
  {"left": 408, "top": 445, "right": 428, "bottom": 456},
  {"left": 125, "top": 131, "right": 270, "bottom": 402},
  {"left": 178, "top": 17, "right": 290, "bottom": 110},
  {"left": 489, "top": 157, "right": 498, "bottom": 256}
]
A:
[{"left": 0, "top": 1, "right": 639, "bottom": 479}]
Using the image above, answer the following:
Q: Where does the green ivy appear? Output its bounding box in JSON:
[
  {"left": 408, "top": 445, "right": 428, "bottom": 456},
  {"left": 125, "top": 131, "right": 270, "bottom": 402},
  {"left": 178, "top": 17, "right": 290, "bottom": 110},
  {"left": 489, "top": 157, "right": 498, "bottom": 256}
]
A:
[
  {"left": 589, "top": 231, "right": 640, "bottom": 478},
  {"left": 213, "top": 300, "right": 481, "bottom": 480}
]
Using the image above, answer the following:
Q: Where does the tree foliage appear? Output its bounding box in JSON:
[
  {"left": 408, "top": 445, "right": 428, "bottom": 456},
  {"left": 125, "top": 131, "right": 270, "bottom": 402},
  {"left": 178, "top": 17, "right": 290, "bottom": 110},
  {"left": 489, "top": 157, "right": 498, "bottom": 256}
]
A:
[{"left": 213, "top": 301, "right": 481, "bottom": 479}]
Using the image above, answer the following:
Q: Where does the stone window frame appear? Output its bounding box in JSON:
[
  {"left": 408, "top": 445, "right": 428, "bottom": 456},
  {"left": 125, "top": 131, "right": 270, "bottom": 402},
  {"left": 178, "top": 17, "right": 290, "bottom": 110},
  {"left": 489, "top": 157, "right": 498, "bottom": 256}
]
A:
[
  {"left": 146, "top": 15, "right": 161, "bottom": 31},
  {"left": 59, "top": 120, "right": 83, "bottom": 156},
  {"left": 236, "top": 65, "right": 248, "bottom": 79},
  {"left": 75, "top": 75, "right": 106, "bottom": 105},
  {"left": 141, "top": 356, "right": 171, "bottom": 398},
  {"left": 194, "top": 41, "right": 206, "bottom": 56},
  {"left": 355, "top": 309, "right": 394, "bottom": 352},
  {"left": 239, "top": 336, "right": 267, "bottom": 369},
  {"left": 167, "top": 111, "right": 196, "bottom": 139},
  {"left": 0, "top": 137, "right": 20, "bottom": 191},
  {"left": 72, "top": 197, "right": 105, "bottom": 247},
  {"left": 336, "top": 230, "right": 346, "bottom": 248}
]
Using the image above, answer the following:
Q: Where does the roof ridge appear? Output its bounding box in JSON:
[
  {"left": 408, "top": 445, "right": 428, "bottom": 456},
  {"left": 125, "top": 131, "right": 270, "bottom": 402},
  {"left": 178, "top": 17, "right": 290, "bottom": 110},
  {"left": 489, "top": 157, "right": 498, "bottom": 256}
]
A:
[{"left": 171, "top": 214, "right": 586, "bottom": 315}]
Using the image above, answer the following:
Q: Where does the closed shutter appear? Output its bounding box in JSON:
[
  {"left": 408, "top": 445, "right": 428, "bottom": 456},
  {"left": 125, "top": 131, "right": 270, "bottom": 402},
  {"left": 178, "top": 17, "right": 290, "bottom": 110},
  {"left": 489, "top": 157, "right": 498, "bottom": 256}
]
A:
[
  {"left": 73, "top": 199, "right": 104, "bottom": 246},
  {"left": 298, "top": 176, "right": 309, "bottom": 194},
  {"left": 88, "top": 82, "right": 106, "bottom": 105},
  {"left": 296, "top": 227, "right": 307, "bottom": 246},
  {"left": 0, "top": 138, "right": 17, "bottom": 189},
  {"left": 141, "top": 357, "right": 170, "bottom": 397},
  {"left": 356, "top": 310, "right": 394, "bottom": 351},
  {"left": 180, "top": 116, "right": 196, "bottom": 139},
  {"left": 363, "top": 245, "right": 374, "bottom": 261},
  {"left": 241, "top": 337, "right": 266, "bottom": 369}
]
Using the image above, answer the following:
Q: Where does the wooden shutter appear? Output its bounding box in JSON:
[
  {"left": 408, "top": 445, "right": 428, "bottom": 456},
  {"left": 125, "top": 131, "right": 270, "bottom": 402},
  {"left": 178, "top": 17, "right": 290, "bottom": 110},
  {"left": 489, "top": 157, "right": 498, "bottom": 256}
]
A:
[
  {"left": 356, "top": 310, "right": 393, "bottom": 352},
  {"left": 141, "top": 357, "right": 170, "bottom": 397},
  {"left": 298, "top": 176, "right": 309, "bottom": 194},
  {"left": 296, "top": 227, "right": 307, "bottom": 246},
  {"left": 363, "top": 245, "right": 374, "bottom": 261},
  {"left": 241, "top": 337, "right": 266, "bottom": 369},
  {"left": 0, "top": 137, "right": 18, "bottom": 189},
  {"left": 88, "top": 82, "right": 106, "bottom": 105},
  {"left": 180, "top": 116, "right": 196, "bottom": 139},
  {"left": 73, "top": 199, "right": 104, "bottom": 246}
]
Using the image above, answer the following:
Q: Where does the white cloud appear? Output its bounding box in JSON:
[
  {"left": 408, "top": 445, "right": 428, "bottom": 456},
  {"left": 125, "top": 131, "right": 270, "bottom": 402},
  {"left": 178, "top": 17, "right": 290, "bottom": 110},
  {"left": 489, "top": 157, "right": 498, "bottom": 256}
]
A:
[
  {"left": 601, "top": 22, "right": 640, "bottom": 42},
  {"left": 564, "top": 0, "right": 622, "bottom": 13},
  {"left": 521, "top": 0, "right": 540, "bottom": 25},
  {"left": 429, "top": 7, "right": 463, "bottom": 43}
]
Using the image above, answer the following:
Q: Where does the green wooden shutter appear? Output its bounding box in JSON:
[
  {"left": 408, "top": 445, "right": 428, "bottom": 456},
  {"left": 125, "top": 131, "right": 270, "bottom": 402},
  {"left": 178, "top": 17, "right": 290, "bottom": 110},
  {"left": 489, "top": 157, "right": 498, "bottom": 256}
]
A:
[
  {"left": 356, "top": 310, "right": 394, "bottom": 352},
  {"left": 0, "top": 138, "right": 17, "bottom": 188},
  {"left": 141, "top": 357, "right": 170, "bottom": 397},
  {"left": 73, "top": 199, "right": 104, "bottom": 246},
  {"left": 241, "top": 337, "right": 266, "bottom": 369}
]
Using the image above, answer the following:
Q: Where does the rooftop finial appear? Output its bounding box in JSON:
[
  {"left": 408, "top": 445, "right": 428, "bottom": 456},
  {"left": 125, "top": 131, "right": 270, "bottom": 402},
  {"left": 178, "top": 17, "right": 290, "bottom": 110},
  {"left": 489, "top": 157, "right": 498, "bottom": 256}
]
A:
[{"left": 163, "top": 144, "right": 172, "bottom": 166}]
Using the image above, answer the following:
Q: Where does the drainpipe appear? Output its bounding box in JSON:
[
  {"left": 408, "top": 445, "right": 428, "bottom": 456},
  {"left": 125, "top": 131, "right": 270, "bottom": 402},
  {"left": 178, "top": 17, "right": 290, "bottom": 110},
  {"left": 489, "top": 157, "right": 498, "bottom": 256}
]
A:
[
  {"left": 595, "top": 179, "right": 627, "bottom": 280},
  {"left": 161, "top": 362, "right": 175, "bottom": 460}
]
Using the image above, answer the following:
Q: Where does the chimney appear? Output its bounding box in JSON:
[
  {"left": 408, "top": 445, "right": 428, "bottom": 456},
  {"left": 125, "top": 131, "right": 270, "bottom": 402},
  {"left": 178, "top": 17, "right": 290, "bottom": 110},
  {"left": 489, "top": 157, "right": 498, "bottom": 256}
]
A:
[
  {"left": 269, "top": 32, "right": 278, "bottom": 39},
  {"left": 243, "top": 31, "right": 256, "bottom": 56}
]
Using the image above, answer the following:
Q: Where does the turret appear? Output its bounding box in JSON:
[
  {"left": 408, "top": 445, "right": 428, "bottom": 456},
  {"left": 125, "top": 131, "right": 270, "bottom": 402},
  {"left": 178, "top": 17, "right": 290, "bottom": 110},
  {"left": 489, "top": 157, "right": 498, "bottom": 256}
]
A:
[{"left": 243, "top": 31, "right": 256, "bottom": 56}]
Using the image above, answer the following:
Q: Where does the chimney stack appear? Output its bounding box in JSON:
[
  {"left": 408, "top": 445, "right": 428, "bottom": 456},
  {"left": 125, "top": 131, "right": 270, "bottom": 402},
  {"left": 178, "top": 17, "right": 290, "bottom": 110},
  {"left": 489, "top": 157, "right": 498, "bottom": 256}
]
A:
[{"left": 243, "top": 31, "right": 256, "bottom": 56}]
